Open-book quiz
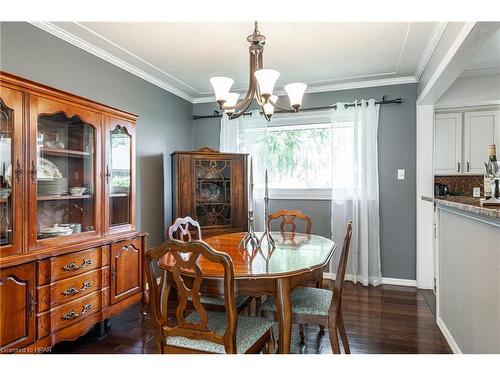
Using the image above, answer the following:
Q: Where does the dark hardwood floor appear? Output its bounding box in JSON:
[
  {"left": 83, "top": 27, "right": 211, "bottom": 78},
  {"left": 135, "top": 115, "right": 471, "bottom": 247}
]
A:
[{"left": 51, "top": 282, "right": 451, "bottom": 354}]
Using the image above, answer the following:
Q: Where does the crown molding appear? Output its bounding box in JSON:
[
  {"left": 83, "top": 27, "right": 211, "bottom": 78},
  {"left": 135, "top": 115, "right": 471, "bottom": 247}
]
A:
[
  {"left": 414, "top": 22, "right": 448, "bottom": 81},
  {"left": 29, "top": 22, "right": 417, "bottom": 106},
  {"left": 191, "top": 76, "right": 417, "bottom": 104},
  {"left": 29, "top": 21, "right": 196, "bottom": 103},
  {"left": 460, "top": 65, "right": 500, "bottom": 78}
]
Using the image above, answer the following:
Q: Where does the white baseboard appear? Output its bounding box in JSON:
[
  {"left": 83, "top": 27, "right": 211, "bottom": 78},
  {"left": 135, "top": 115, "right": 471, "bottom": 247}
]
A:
[
  {"left": 380, "top": 277, "right": 417, "bottom": 287},
  {"left": 436, "top": 315, "right": 462, "bottom": 354},
  {"left": 323, "top": 273, "right": 417, "bottom": 287}
]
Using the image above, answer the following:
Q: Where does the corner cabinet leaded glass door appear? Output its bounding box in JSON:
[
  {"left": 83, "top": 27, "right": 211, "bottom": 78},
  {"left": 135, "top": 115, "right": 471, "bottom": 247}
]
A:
[
  {"left": 172, "top": 149, "right": 248, "bottom": 237},
  {"left": 104, "top": 116, "right": 135, "bottom": 234},
  {"left": 0, "top": 86, "right": 24, "bottom": 256},
  {"left": 194, "top": 159, "right": 232, "bottom": 227},
  {"left": 28, "top": 96, "right": 102, "bottom": 250}
]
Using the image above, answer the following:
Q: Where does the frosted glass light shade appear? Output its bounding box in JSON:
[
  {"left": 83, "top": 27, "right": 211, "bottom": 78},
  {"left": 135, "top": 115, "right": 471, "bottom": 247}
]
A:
[
  {"left": 263, "top": 95, "right": 278, "bottom": 116},
  {"left": 210, "top": 77, "right": 234, "bottom": 102},
  {"left": 254, "top": 69, "right": 280, "bottom": 97},
  {"left": 223, "top": 93, "right": 240, "bottom": 115},
  {"left": 285, "top": 83, "right": 307, "bottom": 109}
]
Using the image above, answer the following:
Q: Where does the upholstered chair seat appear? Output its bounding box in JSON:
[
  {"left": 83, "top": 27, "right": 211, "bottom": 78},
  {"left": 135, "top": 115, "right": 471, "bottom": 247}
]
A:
[
  {"left": 261, "top": 287, "right": 333, "bottom": 316},
  {"left": 166, "top": 311, "right": 274, "bottom": 354}
]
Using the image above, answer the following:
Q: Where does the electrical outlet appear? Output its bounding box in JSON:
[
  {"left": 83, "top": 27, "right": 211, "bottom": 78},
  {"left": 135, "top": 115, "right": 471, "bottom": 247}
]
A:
[
  {"left": 473, "top": 187, "right": 481, "bottom": 198},
  {"left": 397, "top": 169, "right": 405, "bottom": 180}
]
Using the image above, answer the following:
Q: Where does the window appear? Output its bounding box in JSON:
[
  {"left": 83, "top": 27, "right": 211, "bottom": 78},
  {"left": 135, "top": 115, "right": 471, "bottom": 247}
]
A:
[
  {"left": 266, "top": 123, "right": 332, "bottom": 190},
  {"left": 263, "top": 116, "right": 354, "bottom": 199}
]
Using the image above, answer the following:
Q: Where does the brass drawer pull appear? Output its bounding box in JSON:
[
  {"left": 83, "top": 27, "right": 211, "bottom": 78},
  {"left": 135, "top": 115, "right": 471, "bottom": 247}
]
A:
[
  {"left": 62, "top": 258, "right": 92, "bottom": 271},
  {"left": 62, "top": 303, "right": 93, "bottom": 320},
  {"left": 62, "top": 281, "right": 92, "bottom": 296}
]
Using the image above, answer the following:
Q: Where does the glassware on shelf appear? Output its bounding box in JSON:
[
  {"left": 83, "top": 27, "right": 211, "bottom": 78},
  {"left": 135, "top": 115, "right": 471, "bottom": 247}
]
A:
[
  {"left": 109, "top": 126, "right": 131, "bottom": 227},
  {"left": 194, "top": 159, "right": 231, "bottom": 227},
  {"left": 0, "top": 101, "right": 13, "bottom": 246},
  {"left": 35, "top": 112, "right": 95, "bottom": 239}
]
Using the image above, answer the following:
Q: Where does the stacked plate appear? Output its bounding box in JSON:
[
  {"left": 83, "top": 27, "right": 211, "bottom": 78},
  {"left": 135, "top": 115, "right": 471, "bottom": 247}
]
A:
[{"left": 38, "top": 178, "right": 68, "bottom": 196}]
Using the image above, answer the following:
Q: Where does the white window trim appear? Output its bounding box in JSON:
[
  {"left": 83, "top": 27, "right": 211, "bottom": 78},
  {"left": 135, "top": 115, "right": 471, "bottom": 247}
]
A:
[
  {"left": 268, "top": 188, "right": 332, "bottom": 200},
  {"left": 260, "top": 111, "right": 344, "bottom": 200}
]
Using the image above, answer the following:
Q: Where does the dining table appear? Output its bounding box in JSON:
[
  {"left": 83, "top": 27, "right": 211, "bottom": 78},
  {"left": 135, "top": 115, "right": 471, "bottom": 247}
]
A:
[{"left": 159, "top": 231, "right": 336, "bottom": 354}]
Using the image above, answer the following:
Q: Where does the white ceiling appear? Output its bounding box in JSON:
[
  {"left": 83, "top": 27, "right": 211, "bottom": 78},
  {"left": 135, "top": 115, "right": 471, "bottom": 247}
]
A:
[
  {"left": 462, "top": 29, "right": 500, "bottom": 76},
  {"left": 33, "top": 22, "right": 445, "bottom": 103}
]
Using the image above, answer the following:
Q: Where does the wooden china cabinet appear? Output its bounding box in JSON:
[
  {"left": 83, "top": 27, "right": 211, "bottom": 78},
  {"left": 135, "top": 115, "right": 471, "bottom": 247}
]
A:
[
  {"left": 171, "top": 147, "right": 248, "bottom": 238},
  {"left": 0, "top": 72, "right": 146, "bottom": 353}
]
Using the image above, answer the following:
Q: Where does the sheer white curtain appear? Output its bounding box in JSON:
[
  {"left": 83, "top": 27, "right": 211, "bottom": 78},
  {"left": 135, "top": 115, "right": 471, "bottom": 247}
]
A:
[
  {"left": 220, "top": 110, "right": 268, "bottom": 230},
  {"left": 330, "top": 99, "right": 382, "bottom": 286}
]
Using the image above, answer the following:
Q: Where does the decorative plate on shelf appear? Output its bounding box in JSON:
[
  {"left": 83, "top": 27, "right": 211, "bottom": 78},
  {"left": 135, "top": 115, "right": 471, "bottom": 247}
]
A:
[
  {"left": 199, "top": 182, "right": 221, "bottom": 202},
  {"left": 38, "top": 224, "right": 73, "bottom": 238},
  {"left": 37, "top": 158, "right": 63, "bottom": 179}
]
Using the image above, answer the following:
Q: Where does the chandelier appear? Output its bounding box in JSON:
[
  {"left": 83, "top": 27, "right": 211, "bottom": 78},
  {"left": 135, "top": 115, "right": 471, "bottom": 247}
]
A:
[{"left": 209, "top": 22, "right": 307, "bottom": 121}]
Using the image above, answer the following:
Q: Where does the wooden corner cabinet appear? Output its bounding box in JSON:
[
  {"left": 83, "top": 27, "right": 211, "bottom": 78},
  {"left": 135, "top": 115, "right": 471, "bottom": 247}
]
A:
[
  {"left": 0, "top": 72, "right": 146, "bottom": 353},
  {"left": 171, "top": 147, "right": 248, "bottom": 237}
]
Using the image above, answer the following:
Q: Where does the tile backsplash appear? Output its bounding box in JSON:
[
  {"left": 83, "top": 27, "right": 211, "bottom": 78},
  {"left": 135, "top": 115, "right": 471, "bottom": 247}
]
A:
[{"left": 434, "top": 175, "right": 484, "bottom": 196}]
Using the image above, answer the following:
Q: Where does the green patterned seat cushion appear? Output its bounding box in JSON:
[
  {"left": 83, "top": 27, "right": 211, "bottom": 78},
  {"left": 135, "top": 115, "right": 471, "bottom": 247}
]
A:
[
  {"left": 166, "top": 311, "right": 273, "bottom": 353},
  {"left": 197, "top": 294, "right": 249, "bottom": 308},
  {"left": 261, "top": 287, "right": 333, "bottom": 316}
]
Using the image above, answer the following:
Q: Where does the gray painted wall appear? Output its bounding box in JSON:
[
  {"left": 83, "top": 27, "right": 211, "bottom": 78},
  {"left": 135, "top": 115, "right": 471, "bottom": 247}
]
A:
[
  {"left": 193, "top": 84, "right": 418, "bottom": 279},
  {"left": 0, "top": 22, "right": 194, "bottom": 248}
]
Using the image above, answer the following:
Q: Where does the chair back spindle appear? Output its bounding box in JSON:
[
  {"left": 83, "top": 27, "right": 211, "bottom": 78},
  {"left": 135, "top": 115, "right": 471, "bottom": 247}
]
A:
[
  {"left": 168, "top": 216, "right": 202, "bottom": 242},
  {"left": 267, "top": 209, "right": 312, "bottom": 235}
]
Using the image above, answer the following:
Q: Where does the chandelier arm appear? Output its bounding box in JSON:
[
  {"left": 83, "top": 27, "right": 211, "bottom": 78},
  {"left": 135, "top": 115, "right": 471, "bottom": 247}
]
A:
[
  {"left": 228, "top": 95, "right": 254, "bottom": 120},
  {"left": 268, "top": 97, "right": 292, "bottom": 112}
]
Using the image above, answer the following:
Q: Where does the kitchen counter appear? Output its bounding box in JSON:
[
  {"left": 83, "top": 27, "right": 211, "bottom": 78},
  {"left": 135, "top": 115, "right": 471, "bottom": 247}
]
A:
[
  {"left": 422, "top": 195, "right": 500, "bottom": 353},
  {"left": 422, "top": 195, "right": 500, "bottom": 220}
]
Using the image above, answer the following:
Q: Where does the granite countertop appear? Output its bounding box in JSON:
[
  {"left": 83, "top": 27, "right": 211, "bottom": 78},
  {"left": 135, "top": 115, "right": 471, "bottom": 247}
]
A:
[{"left": 422, "top": 196, "right": 500, "bottom": 220}]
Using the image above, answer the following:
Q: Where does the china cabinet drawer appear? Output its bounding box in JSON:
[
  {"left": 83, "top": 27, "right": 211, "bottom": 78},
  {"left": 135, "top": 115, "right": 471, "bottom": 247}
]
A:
[
  {"left": 37, "top": 268, "right": 106, "bottom": 312},
  {"left": 38, "top": 247, "right": 102, "bottom": 285},
  {"left": 51, "top": 291, "right": 102, "bottom": 332}
]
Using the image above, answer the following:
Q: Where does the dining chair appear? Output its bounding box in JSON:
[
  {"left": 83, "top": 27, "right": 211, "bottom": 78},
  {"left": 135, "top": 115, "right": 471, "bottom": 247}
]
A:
[
  {"left": 265, "top": 209, "right": 315, "bottom": 339},
  {"left": 167, "top": 217, "right": 252, "bottom": 313},
  {"left": 145, "top": 239, "right": 275, "bottom": 354},
  {"left": 261, "top": 220, "right": 353, "bottom": 354},
  {"left": 267, "top": 209, "right": 312, "bottom": 237}
]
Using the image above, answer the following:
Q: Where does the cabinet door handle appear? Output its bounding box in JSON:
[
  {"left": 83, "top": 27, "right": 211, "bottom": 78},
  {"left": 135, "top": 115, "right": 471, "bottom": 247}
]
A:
[
  {"left": 62, "top": 303, "right": 93, "bottom": 320},
  {"left": 466, "top": 161, "right": 470, "bottom": 172},
  {"left": 30, "top": 160, "right": 37, "bottom": 183},
  {"left": 111, "top": 265, "right": 116, "bottom": 280},
  {"left": 62, "top": 258, "right": 92, "bottom": 272},
  {"left": 15, "top": 159, "right": 22, "bottom": 184},
  {"left": 29, "top": 291, "right": 37, "bottom": 316},
  {"left": 457, "top": 162, "right": 461, "bottom": 173},
  {"left": 105, "top": 165, "right": 112, "bottom": 184}
]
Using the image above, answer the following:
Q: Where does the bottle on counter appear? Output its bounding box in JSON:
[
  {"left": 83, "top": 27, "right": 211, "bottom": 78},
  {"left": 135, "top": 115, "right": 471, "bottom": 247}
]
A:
[{"left": 484, "top": 144, "right": 497, "bottom": 198}]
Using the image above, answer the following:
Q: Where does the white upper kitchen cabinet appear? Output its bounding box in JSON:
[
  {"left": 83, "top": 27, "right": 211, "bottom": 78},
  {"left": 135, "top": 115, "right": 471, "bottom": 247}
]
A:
[
  {"left": 464, "top": 110, "right": 500, "bottom": 174},
  {"left": 434, "top": 113, "right": 462, "bottom": 175}
]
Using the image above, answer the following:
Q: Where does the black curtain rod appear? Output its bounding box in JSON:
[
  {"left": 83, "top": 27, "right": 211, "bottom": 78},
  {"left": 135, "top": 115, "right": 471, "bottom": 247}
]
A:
[{"left": 192, "top": 96, "right": 403, "bottom": 120}]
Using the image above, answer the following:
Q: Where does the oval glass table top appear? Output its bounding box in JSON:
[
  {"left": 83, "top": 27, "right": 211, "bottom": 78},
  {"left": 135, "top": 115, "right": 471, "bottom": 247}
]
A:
[{"left": 160, "top": 232, "right": 336, "bottom": 279}]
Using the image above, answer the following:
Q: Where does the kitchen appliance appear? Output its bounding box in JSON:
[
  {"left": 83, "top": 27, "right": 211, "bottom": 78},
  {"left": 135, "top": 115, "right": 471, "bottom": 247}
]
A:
[{"left": 434, "top": 183, "right": 448, "bottom": 197}]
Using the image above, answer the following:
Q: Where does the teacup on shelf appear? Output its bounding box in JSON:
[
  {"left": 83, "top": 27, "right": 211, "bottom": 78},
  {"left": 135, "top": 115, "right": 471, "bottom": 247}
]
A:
[{"left": 68, "top": 187, "right": 89, "bottom": 196}]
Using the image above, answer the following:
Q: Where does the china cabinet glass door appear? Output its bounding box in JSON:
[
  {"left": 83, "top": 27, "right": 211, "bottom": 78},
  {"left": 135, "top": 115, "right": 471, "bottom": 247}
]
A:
[
  {"left": 28, "top": 96, "right": 101, "bottom": 248},
  {"left": 194, "top": 158, "right": 232, "bottom": 227},
  {"left": 0, "top": 86, "right": 23, "bottom": 256},
  {"left": 105, "top": 117, "right": 134, "bottom": 233}
]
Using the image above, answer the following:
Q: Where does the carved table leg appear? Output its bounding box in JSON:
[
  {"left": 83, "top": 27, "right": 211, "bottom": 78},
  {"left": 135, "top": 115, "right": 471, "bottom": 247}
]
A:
[{"left": 275, "top": 277, "right": 292, "bottom": 354}]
